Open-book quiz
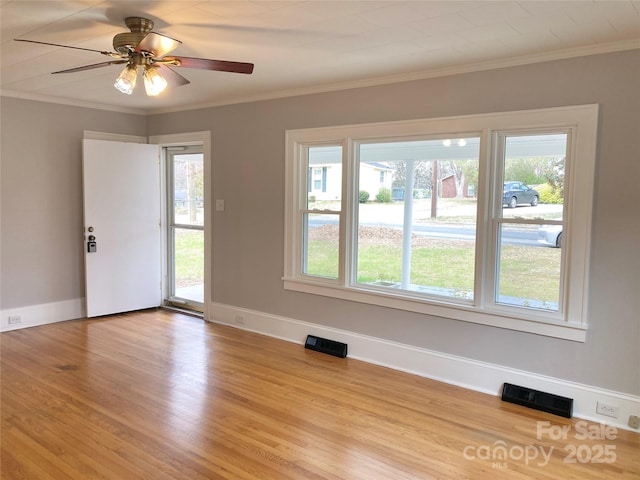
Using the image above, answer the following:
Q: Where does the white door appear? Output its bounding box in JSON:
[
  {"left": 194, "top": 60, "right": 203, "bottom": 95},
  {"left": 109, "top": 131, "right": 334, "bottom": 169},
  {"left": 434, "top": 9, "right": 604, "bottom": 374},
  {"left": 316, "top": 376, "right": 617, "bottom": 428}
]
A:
[{"left": 83, "top": 139, "right": 161, "bottom": 317}]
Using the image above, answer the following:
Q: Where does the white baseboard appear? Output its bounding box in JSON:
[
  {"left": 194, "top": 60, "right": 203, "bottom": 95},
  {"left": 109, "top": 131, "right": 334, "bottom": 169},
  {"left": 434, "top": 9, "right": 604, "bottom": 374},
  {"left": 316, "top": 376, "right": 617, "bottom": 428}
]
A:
[
  {"left": 1, "top": 298, "right": 85, "bottom": 332},
  {"left": 209, "top": 302, "right": 640, "bottom": 432}
]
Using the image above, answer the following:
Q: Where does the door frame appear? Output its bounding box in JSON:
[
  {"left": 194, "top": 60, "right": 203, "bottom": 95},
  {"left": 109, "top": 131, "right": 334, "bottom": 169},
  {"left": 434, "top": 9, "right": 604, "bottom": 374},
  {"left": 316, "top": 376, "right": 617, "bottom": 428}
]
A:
[
  {"left": 166, "top": 144, "right": 205, "bottom": 312},
  {"left": 149, "top": 131, "right": 212, "bottom": 321}
]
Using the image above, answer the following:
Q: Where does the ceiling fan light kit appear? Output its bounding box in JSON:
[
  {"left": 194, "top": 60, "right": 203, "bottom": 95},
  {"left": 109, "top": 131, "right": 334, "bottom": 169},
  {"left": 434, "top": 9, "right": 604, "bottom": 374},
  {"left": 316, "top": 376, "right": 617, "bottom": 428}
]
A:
[
  {"left": 114, "top": 64, "right": 137, "bottom": 94},
  {"left": 15, "top": 16, "right": 254, "bottom": 98},
  {"left": 143, "top": 65, "right": 168, "bottom": 96}
]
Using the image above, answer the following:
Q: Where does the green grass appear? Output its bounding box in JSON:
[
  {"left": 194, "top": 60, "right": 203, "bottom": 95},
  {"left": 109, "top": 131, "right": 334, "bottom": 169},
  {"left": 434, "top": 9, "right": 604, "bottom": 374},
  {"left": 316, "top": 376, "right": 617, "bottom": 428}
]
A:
[
  {"left": 357, "top": 244, "right": 475, "bottom": 289},
  {"left": 307, "top": 239, "right": 561, "bottom": 305},
  {"left": 498, "top": 245, "right": 561, "bottom": 305},
  {"left": 305, "top": 241, "right": 340, "bottom": 278},
  {"left": 174, "top": 229, "right": 204, "bottom": 287}
]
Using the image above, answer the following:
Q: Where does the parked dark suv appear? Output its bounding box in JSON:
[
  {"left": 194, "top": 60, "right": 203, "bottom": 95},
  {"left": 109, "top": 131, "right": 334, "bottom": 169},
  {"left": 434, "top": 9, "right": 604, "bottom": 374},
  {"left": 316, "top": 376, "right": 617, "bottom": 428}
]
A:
[{"left": 503, "top": 182, "right": 539, "bottom": 208}]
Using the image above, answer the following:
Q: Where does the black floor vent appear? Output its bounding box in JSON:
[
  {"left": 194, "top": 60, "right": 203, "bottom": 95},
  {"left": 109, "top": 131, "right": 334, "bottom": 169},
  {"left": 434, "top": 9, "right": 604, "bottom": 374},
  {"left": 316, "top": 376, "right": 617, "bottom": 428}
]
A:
[
  {"left": 501, "top": 383, "right": 573, "bottom": 418},
  {"left": 305, "top": 335, "right": 347, "bottom": 358}
]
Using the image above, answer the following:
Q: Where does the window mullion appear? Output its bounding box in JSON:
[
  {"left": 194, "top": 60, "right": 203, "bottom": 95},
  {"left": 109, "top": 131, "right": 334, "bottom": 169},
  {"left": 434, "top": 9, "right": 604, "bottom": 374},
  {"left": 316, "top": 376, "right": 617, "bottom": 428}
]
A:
[
  {"left": 343, "top": 138, "right": 356, "bottom": 287},
  {"left": 400, "top": 159, "right": 415, "bottom": 289},
  {"left": 474, "top": 128, "right": 494, "bottom": 310}
]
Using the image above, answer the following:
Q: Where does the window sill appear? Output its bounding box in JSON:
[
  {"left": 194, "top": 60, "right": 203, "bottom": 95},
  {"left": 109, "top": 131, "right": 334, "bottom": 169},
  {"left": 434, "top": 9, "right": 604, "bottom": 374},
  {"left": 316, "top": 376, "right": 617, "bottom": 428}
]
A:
[{"left": 283, "top": 278, "right": 587, "bottom": 342}]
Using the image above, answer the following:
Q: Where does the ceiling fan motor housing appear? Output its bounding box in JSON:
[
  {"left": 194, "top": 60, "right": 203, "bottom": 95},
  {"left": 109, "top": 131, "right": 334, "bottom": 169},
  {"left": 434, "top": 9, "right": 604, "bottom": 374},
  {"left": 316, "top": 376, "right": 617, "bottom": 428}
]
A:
[{"left": 112, "top": 17, "right": 154, "bottom": 55}]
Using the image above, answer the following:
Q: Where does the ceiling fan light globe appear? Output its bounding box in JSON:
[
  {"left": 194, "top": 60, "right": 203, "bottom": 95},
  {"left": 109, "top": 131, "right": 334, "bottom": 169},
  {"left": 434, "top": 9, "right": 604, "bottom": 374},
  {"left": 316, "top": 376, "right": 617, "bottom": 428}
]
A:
[
  {"left": 114, "top": 65, "right": 137, "bottom": 94},
  {"left": 143, "top": 66, "right": 168, "bottom": 96}
]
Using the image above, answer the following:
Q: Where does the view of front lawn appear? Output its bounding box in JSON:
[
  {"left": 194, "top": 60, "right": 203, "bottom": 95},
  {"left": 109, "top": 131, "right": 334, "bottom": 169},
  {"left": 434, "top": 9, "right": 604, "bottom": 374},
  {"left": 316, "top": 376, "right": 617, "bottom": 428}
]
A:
[
  {"left": 174, "top": 229, "right": 204, "bottom": 288},
  {"left": 305, "top": 197, "right": 562, "bottom": 309},
  {"left": 307, "top": 224, "right": 561, "bottom": 307}
]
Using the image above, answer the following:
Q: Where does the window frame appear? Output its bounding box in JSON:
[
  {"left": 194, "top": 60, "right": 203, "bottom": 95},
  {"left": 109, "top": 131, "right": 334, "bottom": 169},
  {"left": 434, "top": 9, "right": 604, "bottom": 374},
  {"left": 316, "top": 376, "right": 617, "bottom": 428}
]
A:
[
  {"left": 284, "top": 105, "right": 598, "bottom": 341},
  {"left": 484, "top": 129, "right": 573, "bottom": 319}
]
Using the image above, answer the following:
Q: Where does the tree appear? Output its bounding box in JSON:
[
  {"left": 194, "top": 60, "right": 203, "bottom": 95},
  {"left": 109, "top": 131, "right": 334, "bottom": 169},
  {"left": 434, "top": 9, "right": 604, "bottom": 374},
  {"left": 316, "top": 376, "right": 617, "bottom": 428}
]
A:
[
  {"left": 504, "top": 157, "right": 547, "bottom": 185},
  {"left": 174, "top": 155, "right": 204, "bottom": 223},
  {"left": 392, "top": 160, "right": 432, "bottom": 193},
  {"left": 543, "top": 156, "right": 565, "bottom": 197}
]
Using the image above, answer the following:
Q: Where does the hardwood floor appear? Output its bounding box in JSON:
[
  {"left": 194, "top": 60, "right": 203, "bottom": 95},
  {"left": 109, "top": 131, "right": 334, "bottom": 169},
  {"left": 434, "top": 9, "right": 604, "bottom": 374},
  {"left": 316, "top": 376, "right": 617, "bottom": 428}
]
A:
[{"left": 1, "top": 309, "right": 638, "bottom": 479}]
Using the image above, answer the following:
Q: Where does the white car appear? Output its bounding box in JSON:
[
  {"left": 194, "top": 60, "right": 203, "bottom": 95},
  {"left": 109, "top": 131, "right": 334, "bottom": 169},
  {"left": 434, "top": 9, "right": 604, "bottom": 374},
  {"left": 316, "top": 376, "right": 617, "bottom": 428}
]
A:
[{"left": 538, "top": 225, "right": 562, "bottom": 248}]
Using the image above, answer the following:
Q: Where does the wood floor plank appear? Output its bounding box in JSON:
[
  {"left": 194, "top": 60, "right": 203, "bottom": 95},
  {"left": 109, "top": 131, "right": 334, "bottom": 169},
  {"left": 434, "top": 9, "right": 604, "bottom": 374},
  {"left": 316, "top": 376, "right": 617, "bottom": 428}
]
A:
[{"left": 1, "top": 309, "right": 638, "bottom": 479}]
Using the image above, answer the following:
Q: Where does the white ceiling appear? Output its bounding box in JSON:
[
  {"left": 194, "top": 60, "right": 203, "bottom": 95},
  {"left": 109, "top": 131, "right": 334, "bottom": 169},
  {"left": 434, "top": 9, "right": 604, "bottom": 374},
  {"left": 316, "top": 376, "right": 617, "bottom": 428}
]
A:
[{"left": 1, "top": 0, "right": 639, "bottom": 114}]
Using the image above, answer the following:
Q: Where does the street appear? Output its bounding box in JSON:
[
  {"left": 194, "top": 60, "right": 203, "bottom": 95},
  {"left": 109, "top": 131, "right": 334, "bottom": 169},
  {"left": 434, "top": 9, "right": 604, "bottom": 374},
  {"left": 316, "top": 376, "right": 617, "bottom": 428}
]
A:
[
  {"left": 307, "top": 217, "right": 549, "bottom": 247},
  {"left": 307, "top": 199, "right": 561, "bottom": 247}
]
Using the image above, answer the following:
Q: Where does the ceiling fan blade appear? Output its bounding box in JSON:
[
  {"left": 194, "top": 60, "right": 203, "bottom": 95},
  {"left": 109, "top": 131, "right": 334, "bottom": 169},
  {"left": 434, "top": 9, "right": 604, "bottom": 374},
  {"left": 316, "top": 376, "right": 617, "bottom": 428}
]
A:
[
  {"left": 136, "top": 32, "right": 181, "bottom": 58},
  {"left": 14, "top": 38, "right": 121, "bottom": 58},
  {"left": 156, "top": 64, "right": 190, "bottom": 87},
  {"left": 161, "top": 56, "right": 254, "bottom": 74},
  {"left": 52, "top": 60, "right": 128, "bottom": 74}
]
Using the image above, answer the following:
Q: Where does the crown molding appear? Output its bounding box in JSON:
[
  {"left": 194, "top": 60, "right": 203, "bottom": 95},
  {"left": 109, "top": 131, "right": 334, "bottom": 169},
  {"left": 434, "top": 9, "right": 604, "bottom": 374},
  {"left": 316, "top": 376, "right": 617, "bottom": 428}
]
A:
[
  {"left": 0, "top": 89, "right": 146, "bottom": 115},
  {"left": 3, "top": 40, "right": 639, "bottom": 116},
  {"left": 148, "top": 39, "right": 640, "bottom": 115}
]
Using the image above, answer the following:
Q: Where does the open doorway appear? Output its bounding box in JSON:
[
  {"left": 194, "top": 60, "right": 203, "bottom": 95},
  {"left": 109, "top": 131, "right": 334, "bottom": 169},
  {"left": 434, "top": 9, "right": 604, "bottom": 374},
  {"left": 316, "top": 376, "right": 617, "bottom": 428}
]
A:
[{"left": 166, "top": 145, "right": 204, "bottom": 313}]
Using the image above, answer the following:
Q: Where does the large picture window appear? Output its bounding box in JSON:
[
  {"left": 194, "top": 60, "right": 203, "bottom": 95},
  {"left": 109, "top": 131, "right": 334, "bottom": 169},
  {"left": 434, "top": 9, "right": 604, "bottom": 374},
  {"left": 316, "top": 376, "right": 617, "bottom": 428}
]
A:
[
  {"left": 284, "top": 106, "right": 598, "bottom": 341},
  {"left": 355, "top": 137, "right": 480, "bottom": 301}
]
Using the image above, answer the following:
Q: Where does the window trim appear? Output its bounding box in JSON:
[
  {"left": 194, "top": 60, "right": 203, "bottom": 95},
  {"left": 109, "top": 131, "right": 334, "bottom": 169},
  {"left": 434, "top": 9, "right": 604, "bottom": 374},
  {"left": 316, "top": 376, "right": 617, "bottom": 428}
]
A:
[{"left": 284, "top": 105, "right": 598, "bottom": 341}]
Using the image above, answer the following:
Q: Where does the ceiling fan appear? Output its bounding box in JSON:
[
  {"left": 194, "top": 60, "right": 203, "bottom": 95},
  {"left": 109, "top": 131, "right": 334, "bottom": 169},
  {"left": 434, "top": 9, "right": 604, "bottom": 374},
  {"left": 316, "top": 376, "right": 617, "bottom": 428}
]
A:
[{"left": 15, "top": 16, "right": 254, "bottom": 96}]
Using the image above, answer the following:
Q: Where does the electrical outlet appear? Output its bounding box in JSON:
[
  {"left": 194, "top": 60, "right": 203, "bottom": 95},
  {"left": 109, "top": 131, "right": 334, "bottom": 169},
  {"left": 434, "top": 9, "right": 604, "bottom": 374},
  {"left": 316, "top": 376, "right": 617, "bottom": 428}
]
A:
[
  {"left": 234, "top": 315, "right": 244, "bottom": 325},
  {"left": 596, "top": 401, "right": 619, "bottom": 418},
  {"left": 629, "top": 415, "right": 640, "bottom": 429},
  {"left": 8, "top": 315, "right": 22, "bottom": 325}
]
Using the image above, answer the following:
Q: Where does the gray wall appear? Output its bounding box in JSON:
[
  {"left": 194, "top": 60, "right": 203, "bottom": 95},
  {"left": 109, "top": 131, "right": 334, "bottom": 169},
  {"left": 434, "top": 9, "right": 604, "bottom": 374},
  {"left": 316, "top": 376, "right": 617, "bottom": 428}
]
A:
[
  {"left": 148, "top": 50, "right": 640, "bottom": 396},
  {"left": 1, "top": 50, "right": 638, "bottom": 396},
  {"left": 0, "top": 98, "right": 146, "bottom": 308}
]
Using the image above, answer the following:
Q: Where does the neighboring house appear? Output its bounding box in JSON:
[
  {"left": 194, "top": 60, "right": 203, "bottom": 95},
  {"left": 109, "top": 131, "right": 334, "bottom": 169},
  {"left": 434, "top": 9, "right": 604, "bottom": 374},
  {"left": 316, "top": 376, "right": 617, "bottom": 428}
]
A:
[
  {"left": 308, "top": 162, "right": 393, "bottom": 202},
  {"left": 359, "top": 162, "right": 394, "bottom": 200},
  {"left": 441, "top": 174, "right": 473, "bottom": 198},
  {"left": 307, "top": 165, "right": 341, "bottom": 201}
]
